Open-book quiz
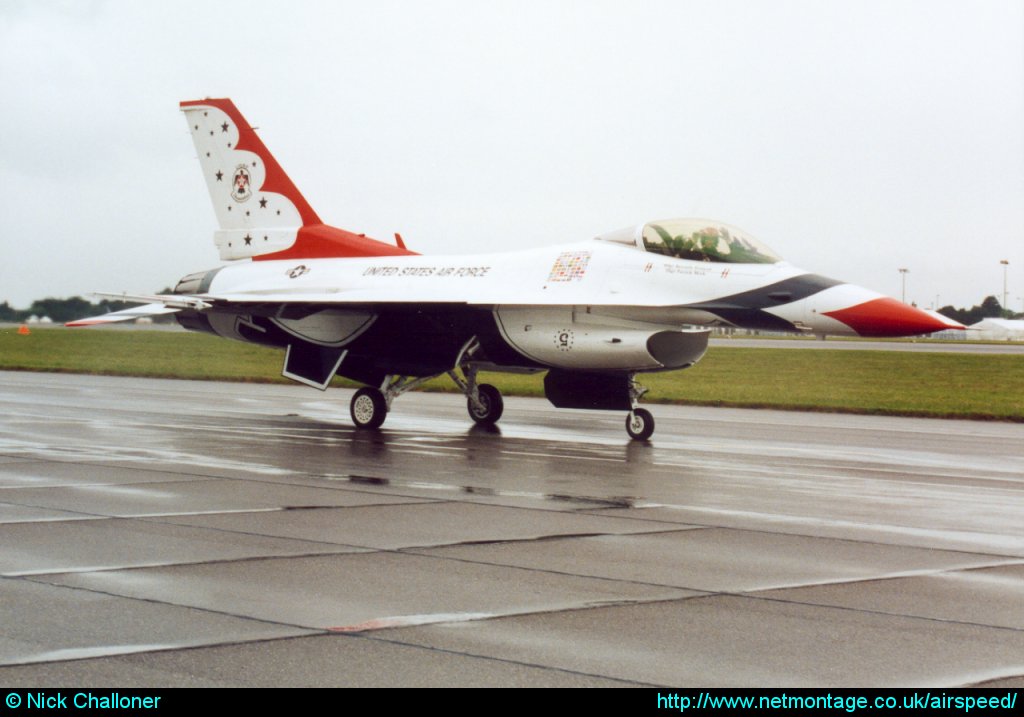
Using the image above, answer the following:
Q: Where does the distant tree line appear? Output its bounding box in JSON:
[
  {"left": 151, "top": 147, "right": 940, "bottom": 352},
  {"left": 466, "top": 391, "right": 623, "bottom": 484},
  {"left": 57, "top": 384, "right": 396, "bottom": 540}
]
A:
[
  {"left": 0, "top": 292, "right": 176, "bottom": 324},
  {"left": 937, "top": 296, "right": 1019, "bottom": 325}
]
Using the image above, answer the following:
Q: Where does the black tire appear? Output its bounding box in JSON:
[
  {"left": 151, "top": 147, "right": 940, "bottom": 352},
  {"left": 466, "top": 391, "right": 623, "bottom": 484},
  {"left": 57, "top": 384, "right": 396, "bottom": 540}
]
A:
[
  {"left": 625, "top": 408, "right": 655, "bottom": 441},
  {"left": 468, "top": 384, "right": 504, "bottom": 424},
  {"left": 350, "top": 387, "right": 387, "bottom": 429}
]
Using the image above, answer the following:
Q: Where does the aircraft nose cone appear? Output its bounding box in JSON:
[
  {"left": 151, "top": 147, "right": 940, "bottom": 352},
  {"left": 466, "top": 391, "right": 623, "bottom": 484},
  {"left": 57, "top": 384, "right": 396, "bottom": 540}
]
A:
[{"left": 823, "top": 297, "right": 958, "bottom": 337}]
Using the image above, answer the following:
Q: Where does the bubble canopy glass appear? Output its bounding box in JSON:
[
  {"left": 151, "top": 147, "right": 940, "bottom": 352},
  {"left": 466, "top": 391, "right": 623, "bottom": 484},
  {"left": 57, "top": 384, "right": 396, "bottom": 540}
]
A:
[{"left": 627, "top": 219, "right": 782, "bottom": 264}]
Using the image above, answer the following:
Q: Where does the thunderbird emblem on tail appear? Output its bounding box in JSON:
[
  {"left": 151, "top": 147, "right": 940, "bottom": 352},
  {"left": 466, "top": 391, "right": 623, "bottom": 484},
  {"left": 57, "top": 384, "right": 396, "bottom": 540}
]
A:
[
  {"left": 231, "top": 166, "right": 252, "bottom": 202},
  {"left": 69, "top": 98, "right": 963, "bottom": 440}
]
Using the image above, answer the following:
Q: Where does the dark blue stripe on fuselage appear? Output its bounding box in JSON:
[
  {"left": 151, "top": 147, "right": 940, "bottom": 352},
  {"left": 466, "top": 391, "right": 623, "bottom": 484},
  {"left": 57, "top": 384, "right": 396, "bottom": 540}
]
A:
[{"left": 684, "top": 273, "right": 842, "bottom": 331}]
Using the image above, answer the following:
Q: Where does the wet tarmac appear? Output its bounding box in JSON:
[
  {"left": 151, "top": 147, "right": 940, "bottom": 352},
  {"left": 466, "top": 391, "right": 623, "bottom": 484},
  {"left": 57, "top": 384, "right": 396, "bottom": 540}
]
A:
[{"left": 0, "top": 371, "right": 1021, "bottom": 687}]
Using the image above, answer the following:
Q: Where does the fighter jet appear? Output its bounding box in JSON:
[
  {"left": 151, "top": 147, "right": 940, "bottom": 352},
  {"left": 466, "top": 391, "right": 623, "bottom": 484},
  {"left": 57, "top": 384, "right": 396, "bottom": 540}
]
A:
[{"left": 69, "top": 98, "right": 960, "bottom": 440}]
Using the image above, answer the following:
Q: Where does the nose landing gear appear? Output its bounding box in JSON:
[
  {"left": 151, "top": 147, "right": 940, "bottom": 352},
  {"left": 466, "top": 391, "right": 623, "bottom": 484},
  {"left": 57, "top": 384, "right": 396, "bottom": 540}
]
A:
[
  {"left": 626, "top": 408, "right": 655, "bottom": 441},
  {"left": 625, "top": 375, "right": 654, "bottom": 441}
]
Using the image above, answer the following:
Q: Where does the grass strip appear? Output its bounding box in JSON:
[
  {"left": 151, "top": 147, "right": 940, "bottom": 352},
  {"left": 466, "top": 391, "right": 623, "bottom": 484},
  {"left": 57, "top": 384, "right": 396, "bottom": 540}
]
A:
[{"left": 2, "top": 327, "right": 1021, "bottom": 421}]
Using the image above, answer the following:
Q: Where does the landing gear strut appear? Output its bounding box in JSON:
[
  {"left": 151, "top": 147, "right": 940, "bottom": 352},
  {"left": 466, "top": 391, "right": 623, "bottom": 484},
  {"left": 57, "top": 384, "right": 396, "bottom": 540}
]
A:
[{"left": 625, "top": 375, "right": 655, "bottom": 441}]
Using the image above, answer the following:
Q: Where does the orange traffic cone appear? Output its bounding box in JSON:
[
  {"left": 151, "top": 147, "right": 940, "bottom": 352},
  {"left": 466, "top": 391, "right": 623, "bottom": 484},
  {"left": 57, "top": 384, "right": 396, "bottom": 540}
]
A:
[{"left": 17, "top": 325, "right": 30, "bottom": 335}]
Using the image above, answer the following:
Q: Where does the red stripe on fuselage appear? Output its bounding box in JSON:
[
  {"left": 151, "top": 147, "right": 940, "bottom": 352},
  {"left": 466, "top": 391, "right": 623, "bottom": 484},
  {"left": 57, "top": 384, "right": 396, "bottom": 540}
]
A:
[{"left": 256, "top": 223, "right": 416, "bottom": 261}]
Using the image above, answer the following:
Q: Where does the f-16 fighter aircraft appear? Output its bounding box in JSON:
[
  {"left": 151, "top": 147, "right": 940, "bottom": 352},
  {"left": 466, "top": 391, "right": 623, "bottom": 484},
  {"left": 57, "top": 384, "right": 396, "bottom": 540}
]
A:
[{"left": 69, "top": 98, "right": 960, "bottom": 440}]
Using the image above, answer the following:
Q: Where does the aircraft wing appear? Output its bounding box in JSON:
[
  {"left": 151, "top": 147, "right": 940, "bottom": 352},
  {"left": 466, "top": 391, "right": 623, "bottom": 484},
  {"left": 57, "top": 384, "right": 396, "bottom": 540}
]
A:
[
  {"left": 65, "top": 302, "right": 183, "bottom": 327},
  {"left": 198, "top": 291, "right": 472, "bottom": 307}
]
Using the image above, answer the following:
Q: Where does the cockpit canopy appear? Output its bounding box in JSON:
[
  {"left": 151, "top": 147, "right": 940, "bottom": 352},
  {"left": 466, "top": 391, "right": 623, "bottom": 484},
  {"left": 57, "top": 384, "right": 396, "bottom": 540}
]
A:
[{"left": 596, "top": 218, "right": 782, "bottom": 264}]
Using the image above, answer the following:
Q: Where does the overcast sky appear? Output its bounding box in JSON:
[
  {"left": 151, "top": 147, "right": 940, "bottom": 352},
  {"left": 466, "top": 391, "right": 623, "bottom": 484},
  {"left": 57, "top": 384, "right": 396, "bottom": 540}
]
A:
[{"left": 1, "top": 0, "right": 1022, "bottom": 311}]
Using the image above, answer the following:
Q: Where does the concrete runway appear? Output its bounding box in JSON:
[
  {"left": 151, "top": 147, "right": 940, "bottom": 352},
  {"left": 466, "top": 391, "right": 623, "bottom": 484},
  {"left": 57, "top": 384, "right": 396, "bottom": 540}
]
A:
[{"left": 0, "top": 371, "right": 1021, "bottom": 687}]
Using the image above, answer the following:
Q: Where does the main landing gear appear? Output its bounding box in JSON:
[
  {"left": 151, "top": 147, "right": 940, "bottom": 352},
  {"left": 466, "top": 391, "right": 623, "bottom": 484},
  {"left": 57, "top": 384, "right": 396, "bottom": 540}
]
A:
[
  {"left": 448, "top": 364, "right": 503, "bottom": 425},
  {"left": 468, "top": 384, "right": 504, "bottom": 424},
  {"left": 347, "top": 345, "right": 655, "bottom": 441},
  {"left": 350, "top": 387, "right": 388, "bottom": 429},
  {"left": 347, "top": 338, "right": 504, "bottom": 430}
]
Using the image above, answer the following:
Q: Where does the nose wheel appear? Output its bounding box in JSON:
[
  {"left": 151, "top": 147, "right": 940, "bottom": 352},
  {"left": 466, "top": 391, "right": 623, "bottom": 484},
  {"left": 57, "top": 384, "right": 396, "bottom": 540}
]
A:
[
  {"left": 350, "top": 387, "right": 388, "bottom": 429},
  {"left": 625, "top": 408, "right": 655, "bottom": 441}
]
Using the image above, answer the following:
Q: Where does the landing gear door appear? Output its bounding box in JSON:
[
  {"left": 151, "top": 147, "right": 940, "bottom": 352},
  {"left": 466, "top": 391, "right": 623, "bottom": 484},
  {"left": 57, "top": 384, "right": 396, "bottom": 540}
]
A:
[{"left": 282, "top": 343, "right": 347, "bottom": 390}]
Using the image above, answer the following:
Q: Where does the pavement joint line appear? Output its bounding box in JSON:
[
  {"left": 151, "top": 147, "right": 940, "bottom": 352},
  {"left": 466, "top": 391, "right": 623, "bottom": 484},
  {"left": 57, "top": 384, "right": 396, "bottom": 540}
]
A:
[
  {"left": 0, "top": 456, "right": 267, "bottom": 484},
  {"left": 16, "top": 450, "right": 1015, "bottom": 518},
  {"left": 0, "top": 499, "right": 440, "bottom": 522},
  {"left": 18, "top": 569, "right": 1024, "bottom": 651},
  {"left": 0, "top": 485, "right": 693, "bottom": 535},
  {"left": 731, "top": 558, "right": 1024, "bottom": 595},
  {"left": 341, "top": 630, "right": 657, "bottom": 687},
  {"left": 571, "top": 507, "right": 1024, "bottom": 560},
  {"left": 133, "top": 509, "right": 698, "bottom": 556},
  {"left": 0, "top": 501, "right": 287, "bottom": 524},
  {"left": 344, "top": 581, "right": 1024, "bottom": 659},
  {"left": 2, "top": 544, "right": 371, "bottom": 578},
  {"left": 574, "top": 508, "right": 1024, "bottom": 559},
  {"left": 15, "top": 576, "right": 331, "bottom": 635},
  {"left": 5, "top": 449, "right": 716, "bottom": 517},
  {"left": 526, "top": 588, "right": 1024, "bottom": 639},
  {"left": 13, "top": 537, "right": 706, "bottom": 594},
  {"left": 728, "top": 588, "right": 1024, "bottom": 635},
  {"left": 397, "top": 545, "right": 729, "bottom": 591},
  {"left": 9, "top": 575, "right": 698, "bottom": 674},
  {"left": 964, "top": 670, "right": 1024, "bottom": 688},
  {"left": 0, "top": 459, "right": 465, "bottom": 505},
  {"left": 0, "top": 625, "right": 655, "bottom": 686},
  {"left": 3, "top": 454, "right": 1021, "bottom": 559},
  {"left": 5, "top": 474, "right": 1020, "bottom": 562},
  {"left": 398, "top": 546, "right": 1024, "bottom": 600},
  {"left": 10, "top": 528, "right": 1020, "bottom": 598},
  {"left": 397, "top": 526, "right": 704, "bottom": 552},
  {"left": 0, "top": 631, "right": 325, "bottom": 671}
]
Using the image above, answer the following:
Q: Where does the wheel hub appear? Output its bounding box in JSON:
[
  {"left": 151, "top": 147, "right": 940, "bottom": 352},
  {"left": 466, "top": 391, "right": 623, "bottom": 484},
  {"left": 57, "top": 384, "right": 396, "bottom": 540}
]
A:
[{"left": 353, "top": 395, "right": 375, "bottom": 423}]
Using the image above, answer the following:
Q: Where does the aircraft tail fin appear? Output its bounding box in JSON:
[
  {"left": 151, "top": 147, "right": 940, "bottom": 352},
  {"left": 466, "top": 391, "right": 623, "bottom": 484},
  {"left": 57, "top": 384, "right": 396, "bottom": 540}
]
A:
[{"left": 180, "top": 98, "right": 414, "bottom": 261}]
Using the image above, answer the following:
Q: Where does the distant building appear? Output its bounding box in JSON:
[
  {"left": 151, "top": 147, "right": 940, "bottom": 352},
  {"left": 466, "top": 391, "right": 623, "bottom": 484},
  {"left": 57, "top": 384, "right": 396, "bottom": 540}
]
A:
[
  {"left": 968, "top": 318, "right": 1024, "bottom": 341},
  {"left": 930, "top": 328, "right": 967, "bottom": 340}
]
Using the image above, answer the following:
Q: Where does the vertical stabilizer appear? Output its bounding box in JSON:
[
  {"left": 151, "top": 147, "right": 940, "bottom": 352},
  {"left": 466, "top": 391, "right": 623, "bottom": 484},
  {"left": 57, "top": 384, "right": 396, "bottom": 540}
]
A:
[{"left": 180, "top": 98, "right": 414, "bottom": 261}]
